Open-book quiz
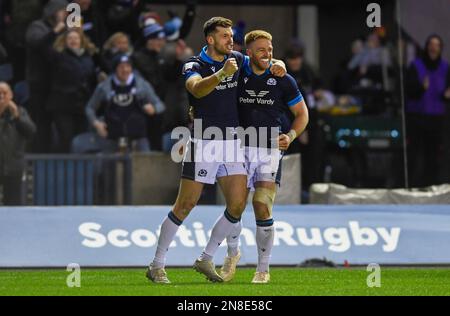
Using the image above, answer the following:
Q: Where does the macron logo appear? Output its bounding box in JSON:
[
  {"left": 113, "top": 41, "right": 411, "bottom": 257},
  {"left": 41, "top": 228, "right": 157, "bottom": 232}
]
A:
[{"left": 246, "top": 90, "right": 270, "bottom": 97}]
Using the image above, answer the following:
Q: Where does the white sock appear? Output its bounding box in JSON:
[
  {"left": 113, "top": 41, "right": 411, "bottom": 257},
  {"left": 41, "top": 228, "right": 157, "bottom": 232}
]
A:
[
  {"left": 152, "top": 211, "right": 182, "bottom": 269},
  {"left": 226, "top": 220, "right": 242, "bottom": 257},
  {"left": 256, "top": 219, "right": 275, "bottom": 273},
  {"left": 200, "top": 210, "right": 240, "bottom": 260}
]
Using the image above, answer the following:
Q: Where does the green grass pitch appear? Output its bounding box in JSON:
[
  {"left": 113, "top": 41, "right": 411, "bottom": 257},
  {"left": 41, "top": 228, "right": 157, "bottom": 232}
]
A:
[{"left": 1, "top": 267, "right": 450, "bottom": 296}]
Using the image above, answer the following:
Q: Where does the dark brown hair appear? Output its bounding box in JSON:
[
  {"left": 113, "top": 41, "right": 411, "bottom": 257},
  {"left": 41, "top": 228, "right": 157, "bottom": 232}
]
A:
[{"left": 203, "top": 17, "right": 233, "bottom": 38}]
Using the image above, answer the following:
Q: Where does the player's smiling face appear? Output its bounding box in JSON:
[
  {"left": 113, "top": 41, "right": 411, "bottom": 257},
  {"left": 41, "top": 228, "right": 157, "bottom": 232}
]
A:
[
  {"left": 248, "top": 38, "right": 273, "bottom": 72},
  {"left": 209, "top": 26, "right": 234, "bottom": 56}
]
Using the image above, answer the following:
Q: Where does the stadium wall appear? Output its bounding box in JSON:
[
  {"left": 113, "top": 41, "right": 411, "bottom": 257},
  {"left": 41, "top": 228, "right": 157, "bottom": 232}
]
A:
[{"left": 1, "top": 205, "right": 450, "bottom": 268}]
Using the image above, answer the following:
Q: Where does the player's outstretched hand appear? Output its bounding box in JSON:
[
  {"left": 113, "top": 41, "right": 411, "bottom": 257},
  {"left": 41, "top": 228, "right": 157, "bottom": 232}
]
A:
[{"left": 223, "top": 58, "right": 238, "bottom": 76}]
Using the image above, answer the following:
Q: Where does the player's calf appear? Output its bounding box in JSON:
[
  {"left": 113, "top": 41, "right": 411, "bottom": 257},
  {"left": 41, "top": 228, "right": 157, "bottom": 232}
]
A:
[{"left": 253, "top": 186, "right": 276, "bottom": 282}]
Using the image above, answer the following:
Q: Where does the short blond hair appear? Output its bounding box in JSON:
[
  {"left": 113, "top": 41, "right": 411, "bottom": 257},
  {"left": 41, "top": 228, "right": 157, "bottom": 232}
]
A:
[{"left": 244, "top": 30, "right": 272, "bottom": 46}]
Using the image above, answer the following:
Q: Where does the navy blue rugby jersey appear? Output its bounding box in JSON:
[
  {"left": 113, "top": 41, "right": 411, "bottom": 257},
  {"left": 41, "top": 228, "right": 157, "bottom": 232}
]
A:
[
  {"left": 237, "top": 58, "right": 303, "bottom": 147},
  {"left": 182, "top": 46, "right": 248, "bottom": 138}
]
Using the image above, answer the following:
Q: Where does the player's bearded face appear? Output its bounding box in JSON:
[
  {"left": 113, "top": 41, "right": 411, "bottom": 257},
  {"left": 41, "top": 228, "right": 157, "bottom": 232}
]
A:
[
  {"left": 249, "top": 39, "right": 273, "bottom": 71},
  {"left": 211, "top": 27, "right": 234, "bottom": 55}
]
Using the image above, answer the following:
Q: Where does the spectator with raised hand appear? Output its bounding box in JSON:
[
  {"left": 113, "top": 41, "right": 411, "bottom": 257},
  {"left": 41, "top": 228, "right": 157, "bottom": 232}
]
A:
[
  {"left": 85, "top": 54, "right": 165, "bottom": 153},
  {"left": 406, "top": 34, "right": 450, "bottom": 187},
  {"left": 45, "top": 28, "right": 98, "bottom": 153},
  {"left": 348, "top": 31, "right": 392, "bottom": 90},
  {"left": 25, "top": 0, "right": 68, "bottom": 153},
  {"left": 0, "top": 82, "right": 36, "bottom": 205}
]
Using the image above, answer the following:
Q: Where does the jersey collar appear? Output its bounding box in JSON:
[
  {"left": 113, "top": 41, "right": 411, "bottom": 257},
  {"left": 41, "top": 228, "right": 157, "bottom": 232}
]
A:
[
  {"left": 244, "top": 57, "right": 272, "bottom": 77},
  {"left": 200, "top": 46, "right": 229, "bottom": 65}
]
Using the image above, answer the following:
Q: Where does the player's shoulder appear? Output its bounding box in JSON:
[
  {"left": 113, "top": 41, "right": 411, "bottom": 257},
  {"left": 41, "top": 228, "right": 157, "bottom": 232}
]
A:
[
  {"left": 279, "top": 73, "right": 297, "bottom": 84},
  {"left": 277, "top": 73, "right": 299, "bottom": 89},
  {"left": 183, "top": 55, "right": 203, "bottom": 67},
  {"left": 182, "top": 55, "right": 204, "bottom": 75},
  {"left": 231, "top": 50, "right": 246, "bottom": 64}
]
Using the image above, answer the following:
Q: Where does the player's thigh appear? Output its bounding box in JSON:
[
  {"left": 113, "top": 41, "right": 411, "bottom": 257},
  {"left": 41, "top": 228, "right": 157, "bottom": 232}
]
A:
[
  {"left": 217, "top": 174, "right": 249, "bottom": 218},
  {"left": 253, "top": 181, "right": 277, "bottom": 220},
  {"left": 173, "top": 178, "right": 204, "bottom": 220}
]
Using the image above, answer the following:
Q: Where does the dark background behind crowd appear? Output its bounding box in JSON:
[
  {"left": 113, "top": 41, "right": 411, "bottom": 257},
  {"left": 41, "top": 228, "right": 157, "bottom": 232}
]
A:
[{"left": 0, "top": 0, "right": 449, "bottom": 206}]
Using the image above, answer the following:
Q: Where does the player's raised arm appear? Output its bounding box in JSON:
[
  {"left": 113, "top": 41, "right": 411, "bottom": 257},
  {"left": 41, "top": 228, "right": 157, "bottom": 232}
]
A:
[
  {"left": 185, "top": 57, "right": 238, "bottom": 98},
  {"left": 279, "top": 100, "right": 309, "bottom": 151}
]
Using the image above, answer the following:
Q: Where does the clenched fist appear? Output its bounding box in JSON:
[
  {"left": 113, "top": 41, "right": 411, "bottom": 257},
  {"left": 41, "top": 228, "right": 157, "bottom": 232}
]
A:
[
  {"left": 278, "top": 134, "right": 291, "bottom": 151},
  {"left": 222, "top": 58, "right": 238, "bottom": 76}
]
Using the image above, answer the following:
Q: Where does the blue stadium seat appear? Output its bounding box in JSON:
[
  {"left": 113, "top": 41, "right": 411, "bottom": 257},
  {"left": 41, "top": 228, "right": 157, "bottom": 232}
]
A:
[
  {"left": 71, "top": 132, "right": 106, "bottom": 154},
  {"left": 33, "top": 158, "right": 95, "bottom": 206}
]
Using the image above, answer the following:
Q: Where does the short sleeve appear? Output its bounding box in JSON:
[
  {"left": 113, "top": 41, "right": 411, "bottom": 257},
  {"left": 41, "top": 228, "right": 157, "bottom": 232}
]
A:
[
  {"left": 282, "top": 74, "right": 304, "bottom": 107},
  {"left": 182, "top": 61, "right": 202, "bottom": 81}
]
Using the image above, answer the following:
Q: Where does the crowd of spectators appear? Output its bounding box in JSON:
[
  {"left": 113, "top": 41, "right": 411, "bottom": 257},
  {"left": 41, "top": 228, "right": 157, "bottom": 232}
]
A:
[
  {"left": 282, "top": 29, "right": 449, "bottom": 189},
  {"left": 1, "top": 0, "right": 196, "bottom": 154},
  {"left": 0, "top": 0, "right": 449, "bottom": 205}
]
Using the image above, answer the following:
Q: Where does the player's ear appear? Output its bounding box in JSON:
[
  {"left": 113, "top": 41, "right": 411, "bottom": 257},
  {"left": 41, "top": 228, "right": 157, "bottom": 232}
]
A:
[
  {"left": 206, "top": 35, "right": 214, "bottom": 46},
  {"left": 246, "top": 48, "right": 252, "bottom": 57}
]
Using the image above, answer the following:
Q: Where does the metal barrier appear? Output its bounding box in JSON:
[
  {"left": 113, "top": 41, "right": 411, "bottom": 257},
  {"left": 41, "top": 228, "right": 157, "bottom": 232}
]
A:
[{"left": 23, "top": 154, "right": 132, "bottom": 206}]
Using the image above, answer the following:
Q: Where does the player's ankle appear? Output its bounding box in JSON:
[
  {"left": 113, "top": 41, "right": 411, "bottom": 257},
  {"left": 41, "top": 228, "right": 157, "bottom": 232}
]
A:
[
  {"left": 227, "top": 247, "right": 239, "bottom": 257},
  {"left": 152, "top": 260, "right": 165, "bottom": 269},
  {"left": 199, "top": 252, "right": 213, "bottom": 261}
]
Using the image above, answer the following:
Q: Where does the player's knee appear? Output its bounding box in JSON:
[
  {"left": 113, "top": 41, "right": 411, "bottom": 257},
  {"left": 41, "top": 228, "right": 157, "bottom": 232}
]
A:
[
  {"left": 253, "top": 201, "right": 271, "bottom": 220},
  {"left": 226, "top": 200, "right": 246, "bottom": 218},
  {"left": 173, "top": 199, "right": 197, "bottom": 219},
  {"left": 253, "top": 187, "right": 275, "bottom": 219}
]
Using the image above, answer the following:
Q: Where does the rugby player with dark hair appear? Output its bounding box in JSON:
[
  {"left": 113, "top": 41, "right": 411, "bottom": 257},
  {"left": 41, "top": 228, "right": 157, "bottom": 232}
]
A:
[{"left": 146, "top": 18, "right": 287, "bottom": 283}]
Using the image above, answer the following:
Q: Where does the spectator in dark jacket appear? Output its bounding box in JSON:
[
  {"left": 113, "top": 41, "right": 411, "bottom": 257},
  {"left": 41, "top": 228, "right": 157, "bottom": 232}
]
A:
[
  {"left": 132, "top": 19, "right": 182, "bottom": 150},
  {"left": 25, "top": 0, "right": 68, "bottom": 153},
  {"left": 2, "top": 0, "right": 44, "bottom": 81},
  {"left": 0, "top": 82, "right": 36, "bottom": 205},
  {"left": 285, "top": 46, "right": 318, "bottom": 97},
  {"left": 85, "top": 54, "right": 165, "bottom": 153},
  {"left": 45, "top": 28, "right": 98, "bottom": 153},
  {"left": 284, "top": 46, "right": 325, "bottom": 191},
  {"left": 405, "top": 34, "right": 450, "bottom": 187}
]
